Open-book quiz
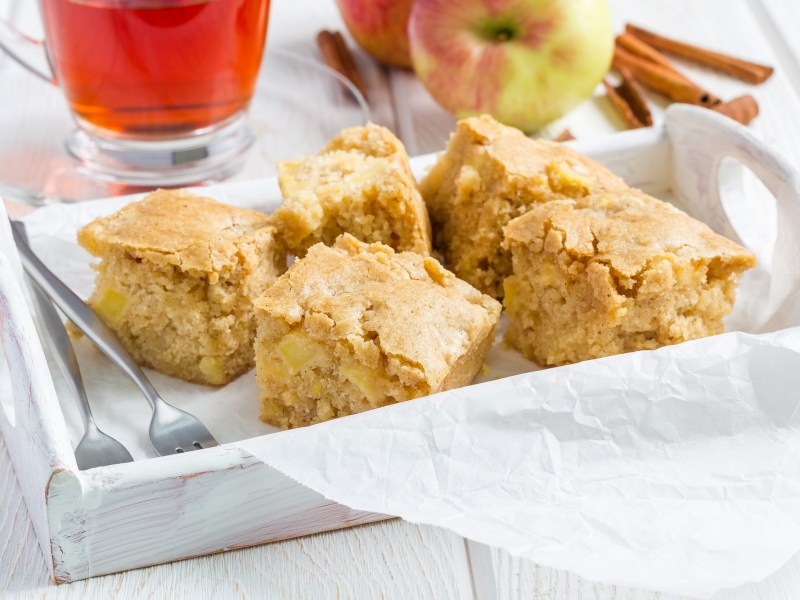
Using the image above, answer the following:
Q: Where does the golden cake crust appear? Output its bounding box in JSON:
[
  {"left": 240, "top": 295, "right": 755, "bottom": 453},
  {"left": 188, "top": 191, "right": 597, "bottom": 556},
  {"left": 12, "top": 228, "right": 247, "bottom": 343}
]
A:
[
  {"left": 256, "top": 234, "right": 497, "bottom": 379},
  {"left": 78, "top": 188, "right": 273, "bottom": 275},
  {"left": 323, "top": 120, "right": 411, "bottom": 159},
  {"left": 503, "top": 190, "right": 756, "bottom": 283},
  {"left": 78, "top": 190, "right": 286, "bottom": 385},
  {"left": 452, "top": 114, "right": 627, "bottom": 192}
]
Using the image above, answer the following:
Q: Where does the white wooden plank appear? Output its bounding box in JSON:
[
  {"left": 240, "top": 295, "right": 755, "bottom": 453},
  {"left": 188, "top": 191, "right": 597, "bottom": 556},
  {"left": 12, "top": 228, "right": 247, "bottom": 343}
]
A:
[
  {"left": 0, "top": 0, "right": 19, "bottom": 33},
  {"left": 486, "top": 547, "right": 679, "bottom": 600},
  {"left": 485, "top": 544, "right": 800, "bottom": 600},
  {"left": 2, "top": 504, "right": 472, "bottom": 600},
  {"left": 0, "top": 434, "right": 49, "bottom": 594},
  {"left": 464, "top": 540, "right": 498, "bottom": 600},
  {"left": 0, "top": 0, "right": 36, "bottom": 33},
  {"left": 752, "top": 0, "right": 800, "bottom": 101}
]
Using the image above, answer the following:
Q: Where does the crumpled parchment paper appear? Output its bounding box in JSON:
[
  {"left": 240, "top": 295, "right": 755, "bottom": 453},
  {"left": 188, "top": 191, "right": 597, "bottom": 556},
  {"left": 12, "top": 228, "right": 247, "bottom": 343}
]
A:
[{"left": 240, "top": 328, "right": 800, "bottom": 597}]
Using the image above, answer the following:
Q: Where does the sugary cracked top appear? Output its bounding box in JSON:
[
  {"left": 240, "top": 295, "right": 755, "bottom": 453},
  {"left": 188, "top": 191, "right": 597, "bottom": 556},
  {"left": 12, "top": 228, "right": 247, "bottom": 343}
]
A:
[
  {"left": 503, "top": 190, "right": 757, "bottom": 279},
  {"left": 255, "top": 234, "right": 501, "bottom": 385},
  {"left": 78, "top": 189, "right": 274, "bottom": 274}
]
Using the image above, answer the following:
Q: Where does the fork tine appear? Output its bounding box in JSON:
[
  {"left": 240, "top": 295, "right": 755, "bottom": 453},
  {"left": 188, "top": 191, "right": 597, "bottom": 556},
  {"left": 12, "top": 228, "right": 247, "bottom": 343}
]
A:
[{"left": 173, "top": 439, "right": 218, "bottom": 455}]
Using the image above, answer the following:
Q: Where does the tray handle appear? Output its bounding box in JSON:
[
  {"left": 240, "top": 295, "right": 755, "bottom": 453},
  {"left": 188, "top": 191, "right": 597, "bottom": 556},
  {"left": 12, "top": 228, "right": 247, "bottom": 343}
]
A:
[{"left": 666, "top": 104, "right": 800, "bottom": 327}]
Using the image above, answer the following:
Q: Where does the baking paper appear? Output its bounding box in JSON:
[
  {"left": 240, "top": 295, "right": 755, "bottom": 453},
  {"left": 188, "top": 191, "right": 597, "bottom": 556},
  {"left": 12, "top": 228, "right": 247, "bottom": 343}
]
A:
[
  {"left": 241, "top": 328, "right": 800, "bottom": 597},
  {"left": 15, "top": 145, "right": 800, "bottom": 597}
]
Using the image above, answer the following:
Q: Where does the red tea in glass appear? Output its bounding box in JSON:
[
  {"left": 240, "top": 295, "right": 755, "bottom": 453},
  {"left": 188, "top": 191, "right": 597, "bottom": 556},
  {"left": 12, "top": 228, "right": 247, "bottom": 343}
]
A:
[{"left": 40, "top": 0, "right": 270, "bottom": 137}]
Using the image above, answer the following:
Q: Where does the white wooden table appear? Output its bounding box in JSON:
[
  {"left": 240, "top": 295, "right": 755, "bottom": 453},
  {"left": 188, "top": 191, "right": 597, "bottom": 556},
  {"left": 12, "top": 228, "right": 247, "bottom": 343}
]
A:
[{"left": 3, "top": 0, "right": 800, "bottom": 598}]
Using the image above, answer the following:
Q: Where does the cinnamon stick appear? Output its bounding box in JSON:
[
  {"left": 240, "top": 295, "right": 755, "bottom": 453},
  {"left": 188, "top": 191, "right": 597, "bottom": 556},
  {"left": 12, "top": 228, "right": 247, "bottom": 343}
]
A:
[
  {"left": 603, "top": 66, "right": 652, "bottom": 129},
  {"left": 613, "top": 46, "right": 721, "bottom": 108},
  {"left": 712, "top": 95, "right": 759, "bottom": 125},
  {"left": 317, "top": 30, "right": 368, "bottom": 100},
  {"left": 616, "top": 33, "right": 681, "bottom": 76},
  {"left": 331, "top": 31, "right": 368, "bottom": 100},
  {"left": 625, "top": 24, "right": 774, "bottom": 84},
  {"left": 553, "top": 129, "right": 575, "bottom": 142},
  {"left": 317, "top": 31, "right": 348, "bottom": 87}
]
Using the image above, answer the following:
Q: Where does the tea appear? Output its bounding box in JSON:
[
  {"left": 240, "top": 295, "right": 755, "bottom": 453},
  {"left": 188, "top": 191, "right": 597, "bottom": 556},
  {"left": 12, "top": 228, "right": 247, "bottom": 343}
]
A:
[{"left": 40, "top": 0, "right": 270, "bottom": 136}]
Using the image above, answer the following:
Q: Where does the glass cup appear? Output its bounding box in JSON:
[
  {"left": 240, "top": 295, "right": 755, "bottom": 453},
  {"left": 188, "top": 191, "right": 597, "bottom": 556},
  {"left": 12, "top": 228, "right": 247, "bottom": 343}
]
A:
[{"left": 0, "top": 0, "right": 271, "bottom": 185}]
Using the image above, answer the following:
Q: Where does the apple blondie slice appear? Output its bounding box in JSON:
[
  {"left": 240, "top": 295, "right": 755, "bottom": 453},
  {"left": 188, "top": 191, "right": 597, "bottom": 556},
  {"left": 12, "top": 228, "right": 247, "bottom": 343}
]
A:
[
  {"left": 419, "top": 114, "right": 628, "bottom": 297},
  {"left": 254, "top": 234, "right": 501, "bottom": 429},
  {"left": 78, "top": 189, "right": 287, "bottom": 385},
  {"left": 273, "top": 124, "right": 432, "bottom": 257},
  {"left": 502, "top": 190, "right": 757, "bottom": 366}
]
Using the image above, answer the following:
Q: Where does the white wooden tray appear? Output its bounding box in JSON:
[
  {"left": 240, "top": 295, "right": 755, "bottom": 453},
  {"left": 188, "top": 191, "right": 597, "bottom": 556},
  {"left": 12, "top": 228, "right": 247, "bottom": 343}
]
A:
[{"left": 1, "top": 105, "right": 795, "bottom": 583}]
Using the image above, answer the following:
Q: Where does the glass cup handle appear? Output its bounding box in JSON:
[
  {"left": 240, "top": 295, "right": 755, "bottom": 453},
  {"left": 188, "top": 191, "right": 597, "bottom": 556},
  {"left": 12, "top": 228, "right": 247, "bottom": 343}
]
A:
[{"left": 0, "top": 17, "right": 54, "bottom": 84}]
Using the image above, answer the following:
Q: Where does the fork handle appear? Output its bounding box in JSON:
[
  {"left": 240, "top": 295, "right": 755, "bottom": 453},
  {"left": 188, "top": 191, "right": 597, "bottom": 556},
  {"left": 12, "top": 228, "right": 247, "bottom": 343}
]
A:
[
  {"left": 10, "top": 220, "right": 161, "bottom": 410},
  {"left": 16, "top": 222, "right": 96, "bottom": 433}
]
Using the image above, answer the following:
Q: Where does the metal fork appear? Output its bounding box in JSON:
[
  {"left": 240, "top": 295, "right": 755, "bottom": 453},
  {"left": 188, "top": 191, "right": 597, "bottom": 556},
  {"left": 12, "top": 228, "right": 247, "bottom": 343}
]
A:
[
  {"left": 17, "top": 222, "right": 134, "bottom": 469},
  {"left": 10, "top": 220, "right": 219, "bottom": 456}
]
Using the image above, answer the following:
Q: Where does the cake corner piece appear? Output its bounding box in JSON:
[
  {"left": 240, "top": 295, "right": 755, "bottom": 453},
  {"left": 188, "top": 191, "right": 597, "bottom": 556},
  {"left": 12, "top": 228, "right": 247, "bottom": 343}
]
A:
[
  {"left": 501, "top": 190, "right": 757, "bottom": 366},
  {"left": 253, "top": 234, "right": 501, "bottom": 429},
  {"left": 272, "top": 123, "right": 432, "bottom": 258},
  {"left": 77, "top": 188, "right": 287, "bottom": 385}
]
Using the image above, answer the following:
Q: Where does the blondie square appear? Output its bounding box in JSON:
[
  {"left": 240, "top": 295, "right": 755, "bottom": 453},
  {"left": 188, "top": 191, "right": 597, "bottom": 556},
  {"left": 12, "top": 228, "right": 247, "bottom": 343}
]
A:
[
  {"left": 273, "top": 124, "right": 432, "bottom": 257},
  {"left": 502, "top": 191, "right": 757, "bottom": 366},
  {"left": 254, "top": 234, "right": 501, "bottom": 429},
  {"left": 419, "top": 114, "right": 628, "bottom": 297},
  {"left": 78, "top": 189, "right": 287, "bottom": 385}
]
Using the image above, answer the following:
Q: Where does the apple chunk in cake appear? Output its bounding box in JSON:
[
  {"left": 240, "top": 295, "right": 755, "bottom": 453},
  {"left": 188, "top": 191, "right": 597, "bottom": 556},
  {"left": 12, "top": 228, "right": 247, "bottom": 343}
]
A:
[
  {"left": 502, "top": 191, "right": 757, "bottom": 366},
  {"left": 254, "top": 234, "right": 501, "bottom": 429},
  {"left": 419, "top": 114, "right": 628, "bottom": 297},
  {"left": 78, "top": 189, "right": 287, "bottom": 385},
  {"left": 273, "top": 124, "right": 432, "bottom": 257}
]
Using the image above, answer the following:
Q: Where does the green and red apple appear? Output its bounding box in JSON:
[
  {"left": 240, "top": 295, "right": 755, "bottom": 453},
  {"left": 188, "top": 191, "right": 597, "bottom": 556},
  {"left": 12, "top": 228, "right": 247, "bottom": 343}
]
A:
[
  {"left": 408, "top": 0, "right": 614, "bottom": 131},
  {"left": 336, "top": 0, "right": 414, "bottom": 68}
]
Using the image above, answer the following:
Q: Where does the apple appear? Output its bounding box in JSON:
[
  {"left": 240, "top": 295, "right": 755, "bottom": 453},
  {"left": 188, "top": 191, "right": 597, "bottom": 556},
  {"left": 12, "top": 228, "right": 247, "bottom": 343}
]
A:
[
  {"left": 408, "top": 0, "right": 614, "bottom": 132},
  {"left": 336, "top": 0, "right": 414, "bottom": 68}
]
